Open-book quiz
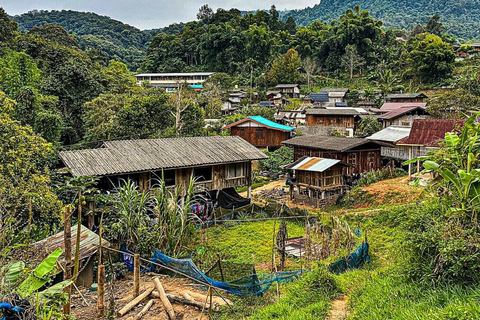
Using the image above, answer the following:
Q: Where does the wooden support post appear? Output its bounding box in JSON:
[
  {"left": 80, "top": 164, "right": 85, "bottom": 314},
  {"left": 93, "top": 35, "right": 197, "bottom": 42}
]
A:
[
  {"left": 408, "top": 147, "right": 412, "bottom": 178},
  {"left": 63, "top": 206, "right": 72, "bottom": 315},
  {"left": 133, "top": 254, "right": 140, "bottom": 298},
  {"left": 153, "top": 278, "right": 175, "bottom": 320},
  {"left": 73, "top": 191, "right": 82, "bottom": 281},
  {"left": 209, "top": 285, "right": 213, "bottom": 317},
  {"left": 88, "top": 201, "right": 95, "bottom": 229},
  {"left": 217, "top": 255, "right": 224, "bottom": 282},
  {"left": 116, "top": 287, "right": 154, "bottom": 318},
  {"left": 97, "top": 264, "right": 105, "bottom": 319}
]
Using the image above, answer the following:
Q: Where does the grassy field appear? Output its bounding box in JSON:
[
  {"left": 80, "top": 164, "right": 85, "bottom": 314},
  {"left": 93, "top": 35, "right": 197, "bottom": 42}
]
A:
[{"left": 190, "top": 178, "right": 480, "bottom": 319}]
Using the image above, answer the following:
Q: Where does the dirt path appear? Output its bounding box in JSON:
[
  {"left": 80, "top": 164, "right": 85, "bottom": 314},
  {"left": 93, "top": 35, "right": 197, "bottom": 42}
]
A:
[
  {"left": 238, "top": 179, "right": 287, "bottom": 198},
  {"left": 327, "top": 296, "right": 349, "bottom": 320}
]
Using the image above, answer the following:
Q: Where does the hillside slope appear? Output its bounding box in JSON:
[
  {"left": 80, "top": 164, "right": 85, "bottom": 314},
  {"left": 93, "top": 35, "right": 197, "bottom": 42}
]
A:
[
  {"left": 282, "top": 0, "right": 480, "bottom": 40},
  {"left": 13, "top": 10, "right": 183, "bottom": 70}
]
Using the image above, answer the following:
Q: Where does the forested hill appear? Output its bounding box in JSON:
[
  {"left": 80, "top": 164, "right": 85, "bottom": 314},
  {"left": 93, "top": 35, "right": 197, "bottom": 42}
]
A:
[
  {"left": 282, "top": 0, "right": 480, "bottom": 40},
  {"left": 12, "top": 10, "right": 184, "bottom": 70}
]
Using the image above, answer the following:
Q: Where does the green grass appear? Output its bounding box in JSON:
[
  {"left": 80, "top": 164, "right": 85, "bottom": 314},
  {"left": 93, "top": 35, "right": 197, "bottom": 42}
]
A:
[
  {"left": 194, "top": 220, "right": 306, "bottom": 270},
  {"left": 193, "top": 196, "right": 480, "bottom": 319}
]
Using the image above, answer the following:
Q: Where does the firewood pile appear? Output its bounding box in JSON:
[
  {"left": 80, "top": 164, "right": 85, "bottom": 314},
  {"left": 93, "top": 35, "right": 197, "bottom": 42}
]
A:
[{"left": 257, "top": 187, "right": 288, "bottom": 200}]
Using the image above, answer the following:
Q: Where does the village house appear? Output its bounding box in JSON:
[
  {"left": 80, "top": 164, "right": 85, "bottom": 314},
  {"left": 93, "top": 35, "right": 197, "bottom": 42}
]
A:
[
  {"left": 223, "top": 116, "right": 294, "bottom": 149},
  {"left": 302, "top": 93, "right": 329, "bottom": 106},
  {"left": 285, "top": 156, "right": 349, "bottom": 207},
  {"left": 59, "top": 136, "right": 267, "bottom": 211},
  {"left": 266, "top": 90, "right": 287, "bottom": 106},
  {"left": 282, "top": 135, "right": 382, "bottom": 174},
  {"left": 395, "top": 119, "right": 463, "bottom": 177},
  {"left": 385, "top": 93, "right": 428, "bottom": 103},
  {"left": 320, "top": 88, "right": 349, "bottom": 103},
  {"left": 366, "top": 125, "right": 412, "bottom": 168},
  {"left": 377, "top": 106, "right": 430, "bottom": 128},
  {"left": 275, "top": 84, "right": 300, "bottom": 98},
  {"left": 275, "top": 107, "right": 306, "bottom": 126},
  {"left": 134, "top": 72, "right": 215, "bottom": 92},
  {"left": 304, "top": 108, "right": 364, "bottom": 136}
]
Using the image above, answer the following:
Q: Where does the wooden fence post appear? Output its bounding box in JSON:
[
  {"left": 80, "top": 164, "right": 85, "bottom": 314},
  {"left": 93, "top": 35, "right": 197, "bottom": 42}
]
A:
[
  {"left": 63, "top": 206, "right": 72, "bottom": 315},
  {"left": 97, "top": 264, "right": 105, "bottom": 319},
  {"left": 133, "top": 254, "right": 140, "bottom": 298}
]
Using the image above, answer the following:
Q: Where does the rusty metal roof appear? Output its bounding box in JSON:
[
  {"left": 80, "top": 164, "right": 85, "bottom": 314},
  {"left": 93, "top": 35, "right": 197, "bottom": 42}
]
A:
[
  {"left": 59, "top": 136, "right": 268, "bottom": 177},
  {"left": 380, "top": 102, "right": 427, "bottom": 111},
  {"left": 397, "top": 119, "right": 464, "bottom": 146},
  {"left": 289, "top": 157, "right": 341, "bottom": 172},
  {"left": 32, "top": 225, "right": 110, "bottom": 262},
  {"left": 377, "top": 106, "right": 428, "bottom": 120}
]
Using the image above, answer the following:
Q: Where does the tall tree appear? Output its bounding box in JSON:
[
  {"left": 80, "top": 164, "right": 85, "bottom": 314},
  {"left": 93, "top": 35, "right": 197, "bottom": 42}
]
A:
[
  {"left": 341, "top": 44, "right": 365, "bottom": 80},
  {"left": 302, "top": 56, "right": 318, "bottom": 92},
  {"left": 267, "top": 49, "right": 302, "bottom": 85},
  {"left": 406, "top": 33, "right": 455, "bottom": 83},
  {"left": 0, "top": 7, "right": 17, "bottom": 47}
]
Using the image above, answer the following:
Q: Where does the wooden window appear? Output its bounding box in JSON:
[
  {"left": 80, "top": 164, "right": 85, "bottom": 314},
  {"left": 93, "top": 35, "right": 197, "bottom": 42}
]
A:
[
  {"left": 255, "top": 128, "right": 264, "bottom": 140},
  {"left": 368, "top": 152, "right": 376, "bottom": 170},
  {"left": 227, "top": 163, "right": 244, "bottom": 178},
  {"left": 194, "top": 166, "right": 212, "bottom": 182},
  {"left": 347, "top": 153, "right": 357, "bottom": 166}
]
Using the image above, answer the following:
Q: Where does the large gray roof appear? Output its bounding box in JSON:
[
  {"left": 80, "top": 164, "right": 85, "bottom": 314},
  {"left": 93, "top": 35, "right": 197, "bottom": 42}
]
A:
[
  {"left": 367, "top": 126, "right": 411, "bottom": 143},
  {"left": 282, "top": 135, "right": 379, "bottom": 152},
  {"left": 59, "top": 136, "right": 267, "bottom": 177}
]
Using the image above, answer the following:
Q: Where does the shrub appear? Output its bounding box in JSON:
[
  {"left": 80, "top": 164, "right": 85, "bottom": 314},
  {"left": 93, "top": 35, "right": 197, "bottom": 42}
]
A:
[
  {"left": 356, "top": 168, "right": 406, "bottom": 187},
  {"left": 259, "top": 146, "right": 294, "bottom": 175}
]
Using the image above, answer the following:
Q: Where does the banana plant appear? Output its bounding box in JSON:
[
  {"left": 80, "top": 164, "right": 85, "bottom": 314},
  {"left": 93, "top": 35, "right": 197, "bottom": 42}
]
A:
[{"left": 405, "top": 114, "right": 480, "bottom": 216}]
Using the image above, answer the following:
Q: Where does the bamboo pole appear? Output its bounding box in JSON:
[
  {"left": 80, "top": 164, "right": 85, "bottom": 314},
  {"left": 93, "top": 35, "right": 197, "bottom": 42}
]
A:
[
  {"left": 153, "top": 278, "right": 175, "bottom": 320},
  {"left": 127, "top": 299, "right": 154, "bottom": 320},
  {"left": 209, "top": 285, "right": 213, "bottom": 317},
  {"left": 73, "top": 191, "right": 82, "bottom": 280},
  {"left": 26, "top": 196, "right": 33, "bottom": 259},
  {"left": 63, "top": 206, "right": 72, "bottom": 315},
  {"left": 133, "top": 254, "right": 140, "bottom": 298},
  {"left": 97, "top": 264, "right": 105, "bottom": 319},
  {"left": 116, "top": 287, "right": 154, "bottom": 317}
]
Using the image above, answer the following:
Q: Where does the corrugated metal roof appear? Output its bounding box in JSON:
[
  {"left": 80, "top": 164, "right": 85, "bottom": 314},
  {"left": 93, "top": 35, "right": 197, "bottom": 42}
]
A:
[
  {"left": 377, "top": 106, "right": 427, "bottom": 120},
  {"left": 32, "top": 225, "right": 110, "bottom": 263},
  {"left": 380, "top": 102, "right": 427, "bottom": 111},
  {"left": 386, "top": 93, "right": 428, "bottom": 99},
  {"left": 320, "top": 88, "right": 349, "bottom": 93},
  {"left": 397, "top": 119, "right": 463, "bottom": 146},
  {"left": 290, "top": 157, "right": 341, "bottom": 172},
  {"left": 328, "top": 92, "right": 347, "bottom": 98},
  {"left": 223, "top": 116, "right": 294, "bottom": 132},
  {"left": 367, "top": 126, "right": 411, "bottom": 143},
  {"left": 306, "top": 108, "right": 362, "bottom": 116},
  {"left": 306, "top": 93, "right": 329, "bottom": 102},
  {"left": 283, "top": 135, "right": 379, "bottom": 151},
  {"left": 275, "top": 84, "right": 299, "bottom": 88},
  {"left": 335, "top": 102, "right": 348, "bottom": 107},
  {"left": 60, "top": 136, "right": 268, "bottom": 177}
]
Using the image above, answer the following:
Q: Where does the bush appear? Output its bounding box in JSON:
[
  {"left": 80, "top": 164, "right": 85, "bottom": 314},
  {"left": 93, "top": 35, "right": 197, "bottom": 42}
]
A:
[
  {"left": 251, "top": 267, "right": 341, "bottom": 320},
  {"left": 356, "top": 168, "right": 406, "bottom": 187},
  {"left": 403, "top": 199, "right": 480, "bottom": 284},
  {"left": 259, "top": 146, "right": 294, "bottom": 175}
]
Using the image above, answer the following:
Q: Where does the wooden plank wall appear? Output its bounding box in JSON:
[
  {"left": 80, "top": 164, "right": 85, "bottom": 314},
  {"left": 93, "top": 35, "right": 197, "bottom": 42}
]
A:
[
  {"left": 305, "top": 115, "right": 355, "bottom": 127},
  {"left": 231, "top": 127, "right": 289, "bottom": 147},
  {"left": 293, "top": 147, "right": 381, "bottom": 174}
]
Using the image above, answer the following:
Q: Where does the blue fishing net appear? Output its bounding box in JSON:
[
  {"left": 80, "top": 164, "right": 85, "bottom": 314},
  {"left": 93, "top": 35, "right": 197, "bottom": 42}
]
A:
[
  {"left": 328, "top": 242, "right": 370, "bottom": 274},
  {"left": 149, "top": 251, "right": 303, "bottom": 296}
]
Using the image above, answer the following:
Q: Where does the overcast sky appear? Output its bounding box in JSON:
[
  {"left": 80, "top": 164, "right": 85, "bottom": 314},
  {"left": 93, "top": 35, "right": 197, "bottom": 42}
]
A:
[{"left": 1, "top": 0, "right": 319, "bottom": 30}]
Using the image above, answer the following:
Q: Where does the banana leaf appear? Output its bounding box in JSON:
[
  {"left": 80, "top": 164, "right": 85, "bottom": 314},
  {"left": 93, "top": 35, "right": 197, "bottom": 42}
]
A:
[
  {"left": 1, "top": 261, "right": 25, "bottom": 286},
  {"left": 17, "top": 248, "right": 62, "bottom": 298}
]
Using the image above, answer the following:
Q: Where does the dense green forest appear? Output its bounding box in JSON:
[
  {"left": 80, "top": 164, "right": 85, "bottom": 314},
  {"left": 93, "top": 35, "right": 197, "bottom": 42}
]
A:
[
  {"left": 282, "top": 0, "right": 480, "bottom": 40},
  {"left": 12, "top": 10, "right": 185, "bottom": 70}
]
